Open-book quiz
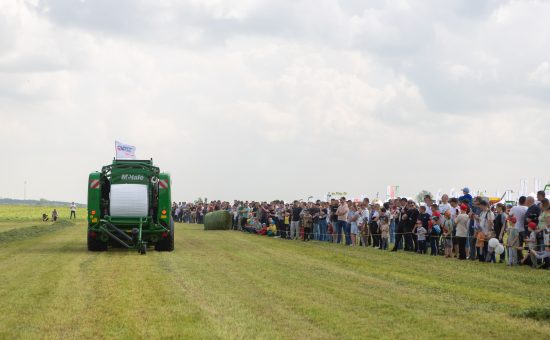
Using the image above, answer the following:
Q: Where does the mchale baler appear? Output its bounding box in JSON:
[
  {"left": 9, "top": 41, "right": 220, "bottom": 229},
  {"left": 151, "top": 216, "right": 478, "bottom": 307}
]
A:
[{"left": 87, "top": 159, "right": 173, "bottom": 254}]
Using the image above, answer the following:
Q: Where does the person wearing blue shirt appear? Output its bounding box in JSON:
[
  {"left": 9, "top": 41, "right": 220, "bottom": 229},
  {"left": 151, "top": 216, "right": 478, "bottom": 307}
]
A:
[{"left": 458, "top": 187, "right": 473, "bottom": 207}]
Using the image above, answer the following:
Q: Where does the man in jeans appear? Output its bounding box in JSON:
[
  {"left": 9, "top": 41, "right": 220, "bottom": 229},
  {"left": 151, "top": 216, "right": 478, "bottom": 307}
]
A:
[{"left": 336, "top": 197, "right": 350, "bottom": 245}]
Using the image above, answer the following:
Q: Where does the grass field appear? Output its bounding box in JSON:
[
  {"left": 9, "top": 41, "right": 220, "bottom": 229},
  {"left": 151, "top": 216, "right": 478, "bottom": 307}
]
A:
[{"left": 0, "top": 205, "right": 549, "bottom": 339}]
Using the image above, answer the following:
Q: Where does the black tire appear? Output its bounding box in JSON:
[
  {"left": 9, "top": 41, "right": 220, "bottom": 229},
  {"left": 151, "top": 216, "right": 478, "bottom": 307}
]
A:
[
  {"left": 155, "top": 218, "right": 175, "bottom": 252},
  {"left": 88, "top": 233, "right": 107, "bottom": 251}
]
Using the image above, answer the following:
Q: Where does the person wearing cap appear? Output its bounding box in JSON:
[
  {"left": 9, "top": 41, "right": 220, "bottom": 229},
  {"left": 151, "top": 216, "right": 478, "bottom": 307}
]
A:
[
  {"left": 524, "top": 222, "right": 542, "bottom": 267},
  {"left": 458, "top": 187, "right": 473, "bottom": 207}
]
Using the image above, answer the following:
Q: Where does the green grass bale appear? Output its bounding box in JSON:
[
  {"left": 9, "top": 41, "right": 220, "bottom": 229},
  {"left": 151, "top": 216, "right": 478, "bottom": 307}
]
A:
[{"left": 203, "top": 210, "right": 232, "bottom": 230}]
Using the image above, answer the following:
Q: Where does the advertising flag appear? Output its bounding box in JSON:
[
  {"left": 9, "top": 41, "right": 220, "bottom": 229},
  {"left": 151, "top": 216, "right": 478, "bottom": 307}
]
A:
[{"left": 115, "top": 141, "right": 136, "bottom": 160}]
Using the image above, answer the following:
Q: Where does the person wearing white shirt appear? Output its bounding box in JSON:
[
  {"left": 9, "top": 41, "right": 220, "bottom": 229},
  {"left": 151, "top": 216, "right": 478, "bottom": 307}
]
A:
[
  {"left": 438, "top": 194, "right": 452, "bottom": 216},
  {"left": 509, "top": 196, "right": 528, "bottom": 261},
  {"left": 70, "top": 202, "right": 77, "bottom": 220}
]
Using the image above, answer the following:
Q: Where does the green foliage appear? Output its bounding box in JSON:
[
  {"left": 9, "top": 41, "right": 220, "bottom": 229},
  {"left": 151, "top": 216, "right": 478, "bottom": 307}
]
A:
[
  {"left": 513, "top": 307, "right": 550, "bottom": 321},
  {"left": 203, "top": 210, "right": 232, "bottom": 230}
]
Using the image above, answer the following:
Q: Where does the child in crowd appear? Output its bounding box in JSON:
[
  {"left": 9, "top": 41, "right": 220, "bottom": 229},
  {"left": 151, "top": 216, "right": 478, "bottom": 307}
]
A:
[
  {"left": 475, "top": 228, "right": 485, "bottom": 260},
  {"left": 506, "top": 216, "right": 519, "bottom": 266},
  {"left": 443, "top": 210, "right": 454, "bottom": 258},
  {"left": 267, "top": 218, "right": 277, "bottom": 237},
  {"left": 379, "top": 215, "right": 390, "bottom": 250},
  {"left": 486, "top": 244, "right": 496, "bottom": 263},
  {"left": 415, "top": 219, "right": 427, "bottom": 254},
  {"left": 283, "top": 211, "right": 290, "bottom": 239},
  {"left": 430, "top": 216, "right": 441, "bottom": 256},
  {"left": 524, "top": 222, "right": 538, "bottom": 267},
  {"left": 418, "top": 206, "right": 430, "bottom": 252}
]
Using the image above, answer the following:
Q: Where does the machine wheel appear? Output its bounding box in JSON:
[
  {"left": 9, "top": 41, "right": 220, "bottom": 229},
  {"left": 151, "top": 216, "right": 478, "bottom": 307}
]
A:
[
  {"left": 87, "top": 233, "right": 107, "bottom": 251},
  {"left": 155, "top": 218, "right": 175, "bottom": 252}
]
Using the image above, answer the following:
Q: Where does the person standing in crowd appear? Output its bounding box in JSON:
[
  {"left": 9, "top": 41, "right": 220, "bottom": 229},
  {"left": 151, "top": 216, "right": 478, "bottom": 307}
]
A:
[
  {"left": 449, "top": 198, "right": 460, "bottom": 257},
  {"left": 348, "top": 203, "right": 359, "bottom": 246},
  {"left": 70, "top": 202, "right": 77, "bottom": 220},
  {"left": 417, "top": 205, "right": 430, "bottom": 253},
  {"left": 439, "top": 195, "right": 451, "bottom": 216},
  {"left": 468, "top": 197, "right": 482, "bottom": 260},
  {"left": 430, "top": 216, "right": 441, "bottom": 256},
  {"left": 493, "top": 203, "right": 508, "bottom": 263},
  {"left": 454, "top": 204, "right": 469, "bottom": 260},
  {"left": 537, "top": 190, "right": 546, "bottom": 206},
  {"left": 414, "top": 219, "right": 427, "bottom": 254},
  {"left": 391, "top": 198, "right": 408, "bottom": 252},
  {"left": 318, "top": 202, "right": 328, "bottom": 241},
  {"left": 329, "top": 199, "right": 339, "bottom": 243},
  {"left": 379, "top": 215, "right": 390, "bottom": 250},
  {"left": 403, "top": 200, "right": 419, "bottom": 251},
  {"left": 476, "top": 200, "right": 495, "bottom": 262},
  {"left": 369, "top": 204, "right": 380, "bottom": 248},
  {"left": 506, "top": 216, "right": 519, "bottom": 266},
  {"left": 283, "top": 208, "right": 290, "bottom": 239},
  {"left": 311, "top": 202, "right": 321, "bottom": 241},
  {"left": 290, "top": 201, "right": 302, "bottom": 240},
  {"left": 358, "top": 204, "right": 370, "bottom": 246},
  {"left": 442, "top": 210, "right": 454, "bottom": 258},
  {"left": 537, "top": 199, "right": 550, "bottom": 250},
  {"left": 389, "top": 201, "right": 397, "bottom": 244},
  {"left": 459, "top": 187, "right": 473, "bottom": 207},
  {"left": 336, "top": 197, "right": 350, "bottom": 245},
  {"left": 509, "top": 196, "right": 527, "bottom": 263},
  {"left": 524, "top": 196, "right": 541, "bottom": 252}
]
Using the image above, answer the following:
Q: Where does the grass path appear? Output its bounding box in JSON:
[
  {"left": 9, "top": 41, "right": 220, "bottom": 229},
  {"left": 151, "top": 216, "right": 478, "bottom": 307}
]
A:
[{"left": 0, "top": 222, "right": 549, "bottom": 339}]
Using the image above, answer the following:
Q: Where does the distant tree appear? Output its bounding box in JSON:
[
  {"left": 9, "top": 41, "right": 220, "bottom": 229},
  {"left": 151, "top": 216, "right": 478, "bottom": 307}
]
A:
[
  {"left": 195, "top": 197, "right": 204, "bottom": 204},
  {"left": 416, "top": 190, "right": 433, "bottom": 204}
]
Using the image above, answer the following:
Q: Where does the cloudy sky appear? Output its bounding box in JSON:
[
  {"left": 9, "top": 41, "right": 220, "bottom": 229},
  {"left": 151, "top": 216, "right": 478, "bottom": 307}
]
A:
[{"left": 1, "top": 0, "right": 549, "bottom": 203}]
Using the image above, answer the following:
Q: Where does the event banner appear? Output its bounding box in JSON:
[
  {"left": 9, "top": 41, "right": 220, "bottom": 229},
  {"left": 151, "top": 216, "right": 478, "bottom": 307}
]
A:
[{"left": 115, "top": 141, "right": 136, "bottom": 160}]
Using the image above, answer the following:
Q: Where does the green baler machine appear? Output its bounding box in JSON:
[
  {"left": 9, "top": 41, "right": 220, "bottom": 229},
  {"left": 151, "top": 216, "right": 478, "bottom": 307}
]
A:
[{"left": 87, "top": 159, "right": 173, "bottom": 254}]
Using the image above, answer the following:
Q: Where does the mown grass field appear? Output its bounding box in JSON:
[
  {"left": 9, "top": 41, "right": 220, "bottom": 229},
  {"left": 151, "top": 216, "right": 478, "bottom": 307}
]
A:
[{"left": 0, "top": 205, "right": 549, "bottom": 339}]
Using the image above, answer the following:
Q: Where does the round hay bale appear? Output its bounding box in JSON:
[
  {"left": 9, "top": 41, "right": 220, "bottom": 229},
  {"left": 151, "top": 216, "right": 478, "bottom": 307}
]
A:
[{"left": 204, "top": 210, "right": 232, "bottom": 230}]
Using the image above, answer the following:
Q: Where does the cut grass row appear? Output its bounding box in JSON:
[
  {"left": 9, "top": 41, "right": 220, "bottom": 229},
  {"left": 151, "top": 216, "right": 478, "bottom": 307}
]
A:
[{"left": 0, "top": 217, "right": 548, "bottom": 339}]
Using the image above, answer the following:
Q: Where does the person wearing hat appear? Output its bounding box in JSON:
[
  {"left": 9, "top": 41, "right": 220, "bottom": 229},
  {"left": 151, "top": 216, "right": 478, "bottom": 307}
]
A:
[
  {"left": 458, "top": 187, "right": 473, "bottom": 207},
  {"left": 521, "top": 222, "right": 545, "bottom": 267}
]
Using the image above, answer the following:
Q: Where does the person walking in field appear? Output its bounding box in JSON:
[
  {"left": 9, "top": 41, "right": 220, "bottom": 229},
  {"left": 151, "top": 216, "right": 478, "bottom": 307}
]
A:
[
  {"left": 70, "top": 202, "right": 77, "bottom": 219},
  {"left": 52, "top": 209, "right": 58, "bottom": 222}
]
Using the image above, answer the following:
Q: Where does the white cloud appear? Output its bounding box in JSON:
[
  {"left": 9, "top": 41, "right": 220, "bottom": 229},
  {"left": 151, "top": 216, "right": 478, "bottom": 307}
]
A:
[{"left": 1, "top": 0, "right": 550, "bottom": 203}]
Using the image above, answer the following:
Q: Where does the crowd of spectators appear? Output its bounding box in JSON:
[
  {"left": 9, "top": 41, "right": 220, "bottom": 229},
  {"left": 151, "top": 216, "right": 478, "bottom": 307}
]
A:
[{"left": 172, "top": 188, "right": 550, "bottom": 269}]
